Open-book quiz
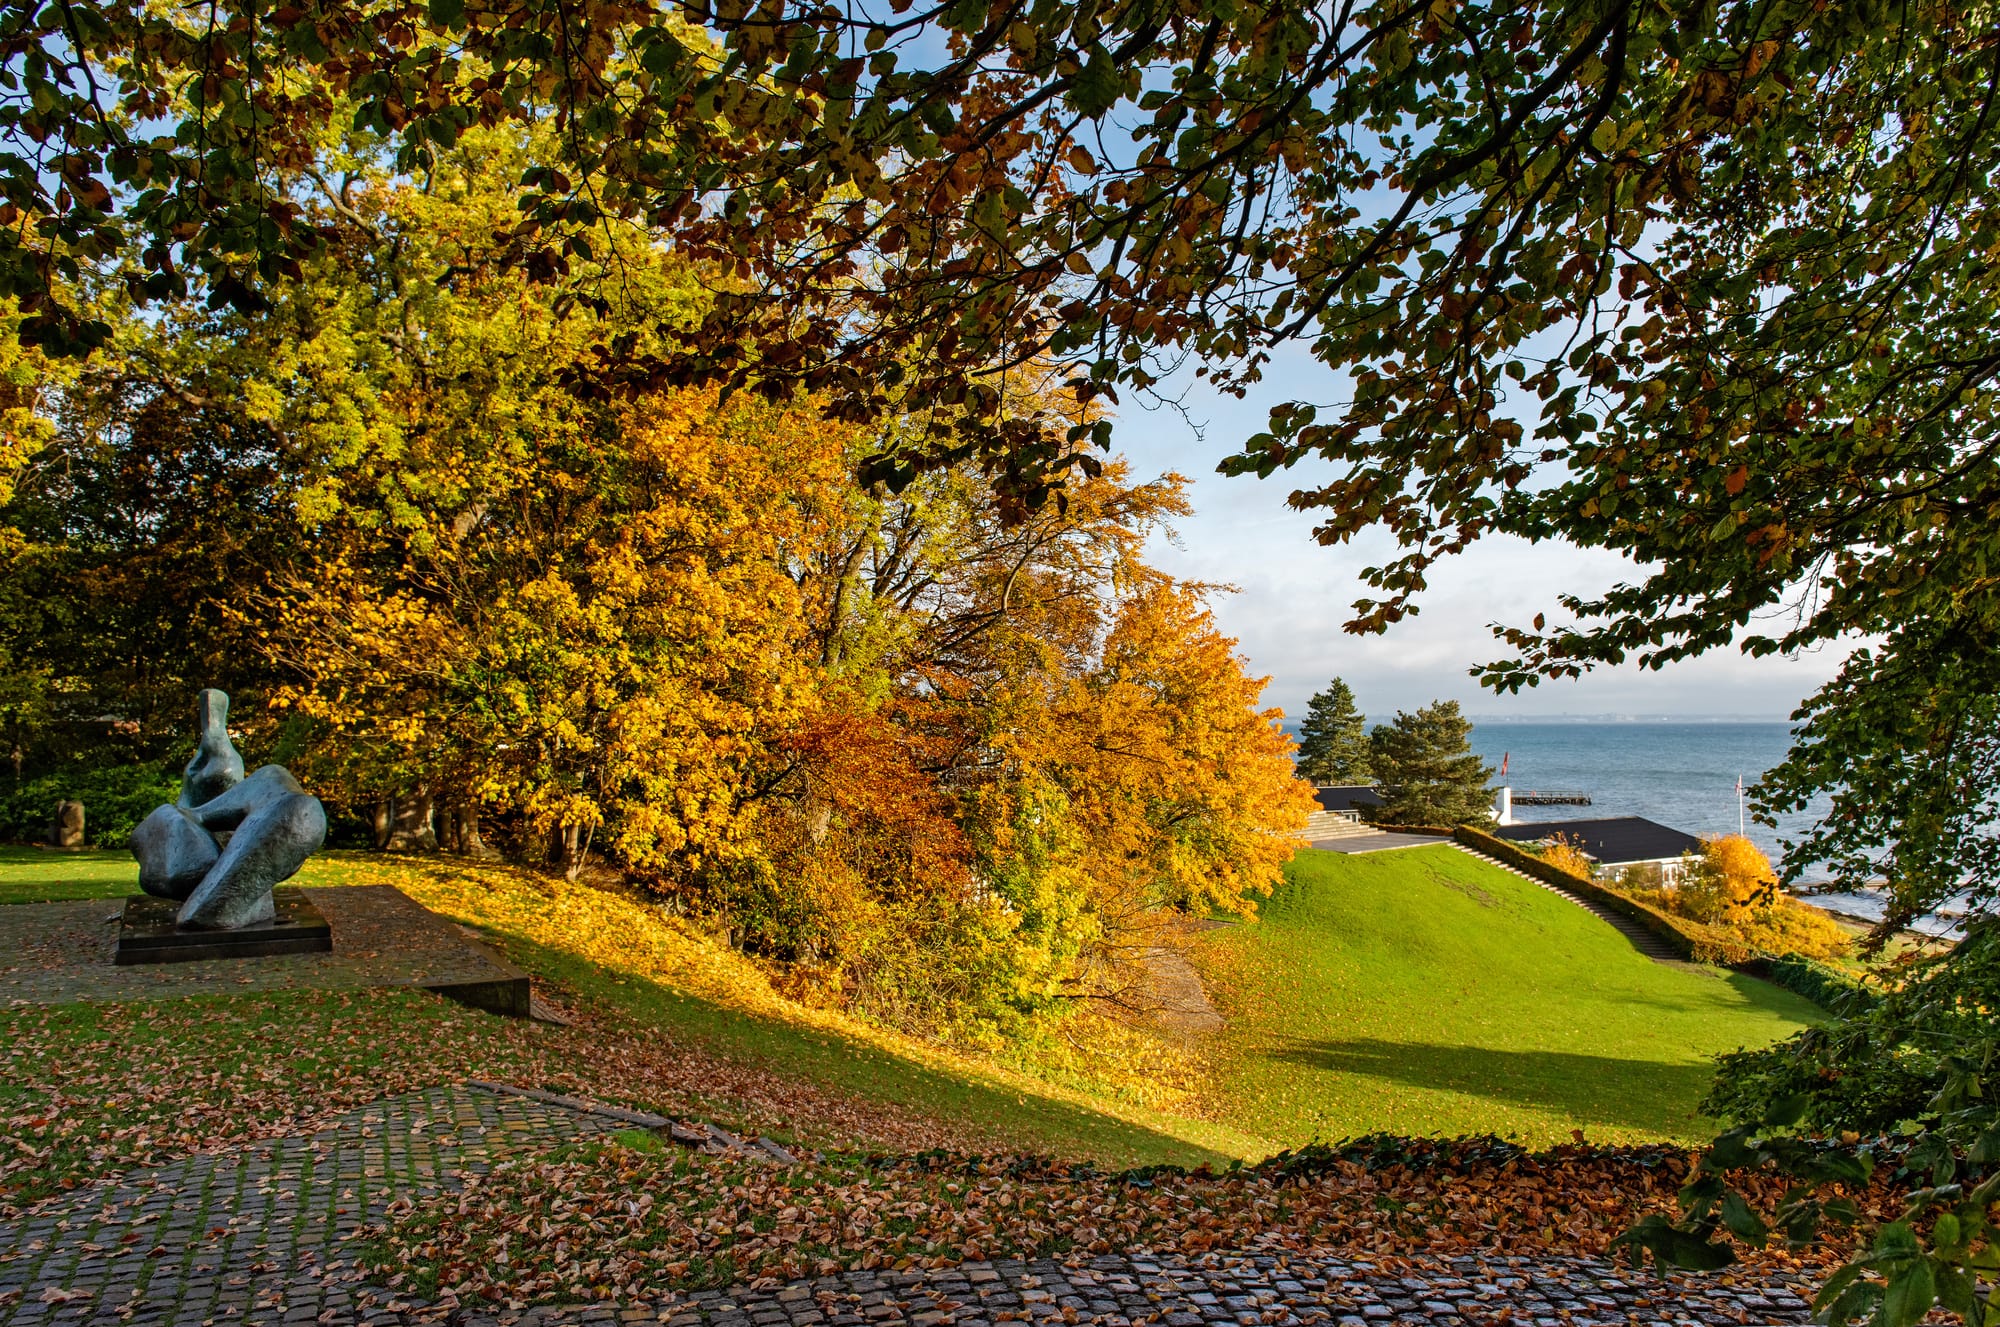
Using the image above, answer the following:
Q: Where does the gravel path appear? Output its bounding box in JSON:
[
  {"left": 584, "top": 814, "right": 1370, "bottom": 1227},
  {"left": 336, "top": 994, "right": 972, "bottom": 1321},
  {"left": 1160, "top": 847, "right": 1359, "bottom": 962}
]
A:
[{"left": 0, "top": 1085, "right": 1820, "bottom": 1327}]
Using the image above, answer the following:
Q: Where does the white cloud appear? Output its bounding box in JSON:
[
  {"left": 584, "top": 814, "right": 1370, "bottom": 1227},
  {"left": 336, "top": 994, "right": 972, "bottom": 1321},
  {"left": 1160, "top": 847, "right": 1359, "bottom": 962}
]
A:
[{"left": 1121, "top": 363, "right": 1849, "bottom": 724}]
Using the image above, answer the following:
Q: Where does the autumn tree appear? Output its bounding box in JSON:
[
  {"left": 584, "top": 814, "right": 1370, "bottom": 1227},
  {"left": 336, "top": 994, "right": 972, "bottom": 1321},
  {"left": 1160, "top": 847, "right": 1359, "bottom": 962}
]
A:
[
  {"left": 1674, "top": 835, "right": 1779, "bottom": 925},
  {"left": 13, "top": 0, "right": 2000, "bottom": 924},
  {"left": 1367, "top": 702, "right": 1494, "bottom": 828},
  {"left": 1294, "top": 679, "right": 1370, "bottom": 785},
  {"left": 0, "top": 116, "right": 1309, "bottom": 1040},
  {"left": 1538, "top": 835, "right": 1598, "bottom": 882},
  {"left": 12, "top": 0, "right": 2000, "bottom": 941},
  {"left": 0, "top": 307, "right": 303, "bottom": 773}
]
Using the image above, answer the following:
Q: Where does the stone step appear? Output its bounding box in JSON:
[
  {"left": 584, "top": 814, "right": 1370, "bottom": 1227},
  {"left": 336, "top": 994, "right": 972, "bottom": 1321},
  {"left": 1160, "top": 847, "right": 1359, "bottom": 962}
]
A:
[
  {"left": 1450, "top": 844, "right": 1686, "bottom": 963},
  {"left": 1302, "top": 812, "right": 1374, "bottom": 839}
]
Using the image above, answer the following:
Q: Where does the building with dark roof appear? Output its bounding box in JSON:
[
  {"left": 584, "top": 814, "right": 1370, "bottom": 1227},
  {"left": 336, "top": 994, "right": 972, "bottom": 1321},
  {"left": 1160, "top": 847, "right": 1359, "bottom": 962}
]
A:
[
  {"left": 1492, "top": 816, "right": 1704, "bottom": 879},
  {"left": 1313, "top": 785, "right": 1384, "bottom": 813}
]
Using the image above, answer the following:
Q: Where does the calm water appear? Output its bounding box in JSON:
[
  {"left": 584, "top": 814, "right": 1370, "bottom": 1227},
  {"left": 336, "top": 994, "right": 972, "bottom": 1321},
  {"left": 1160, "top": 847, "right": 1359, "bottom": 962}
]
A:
[
  {"left": 1287, "top": 717, "right": 1830, "bottom": 873},
  {"left": 1463, "top": 721, "right": 1825, "bottom": 870}
]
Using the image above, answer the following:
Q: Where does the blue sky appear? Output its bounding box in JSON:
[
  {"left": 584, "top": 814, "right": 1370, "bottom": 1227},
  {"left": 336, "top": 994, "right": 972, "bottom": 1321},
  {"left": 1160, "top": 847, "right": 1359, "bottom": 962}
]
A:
[{"left": 1128, "top": 356, "right": 1849, "bottom": 726}]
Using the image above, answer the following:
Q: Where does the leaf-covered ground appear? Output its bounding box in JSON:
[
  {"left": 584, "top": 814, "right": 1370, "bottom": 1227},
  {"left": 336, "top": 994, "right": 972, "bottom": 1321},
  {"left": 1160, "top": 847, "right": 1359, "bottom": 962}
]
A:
[
  {"left": 0, "top": 984, "right": 970, "bottom": 1216},
  {"left": 366, "top": 1134, "right": 1881, "bottom": 1307},
  {"left": 0, "top": 844, "right": 1875, "bottom": 1315}
]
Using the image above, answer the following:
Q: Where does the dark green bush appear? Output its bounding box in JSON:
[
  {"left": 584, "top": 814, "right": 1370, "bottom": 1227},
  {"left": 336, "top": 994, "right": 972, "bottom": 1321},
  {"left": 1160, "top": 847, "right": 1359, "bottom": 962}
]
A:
[
  {"left": 1740, "top": 953, "right": 1877, "bottom": 1013},
  {"left": 0, "top": 764, "right": 180, "bottom": 848},
  {"left": 1704, "top": 923, "right": 1999, "bottom": 1137}
]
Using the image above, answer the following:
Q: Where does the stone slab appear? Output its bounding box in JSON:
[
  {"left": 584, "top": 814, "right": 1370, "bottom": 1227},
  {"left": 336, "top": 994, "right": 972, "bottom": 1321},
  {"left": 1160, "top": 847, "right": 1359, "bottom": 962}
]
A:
[
  {"left": 1308, "top": 831, "right": 1452, "bottom": 854},
  {"left": 0, "top": 884, "right": 531, "bottom": 1016},
  {"left": 113, "top": 888, "right": 332, "bottom": 965}
]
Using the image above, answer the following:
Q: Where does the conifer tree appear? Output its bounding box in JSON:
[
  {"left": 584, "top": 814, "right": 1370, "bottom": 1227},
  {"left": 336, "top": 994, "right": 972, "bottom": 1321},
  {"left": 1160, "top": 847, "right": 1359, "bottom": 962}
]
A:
[
  {"left": 1293, "top": 679, "right": 1371, "bottom": 785},
  {"left": 1367, "top": 701, "right": 1493, "bottom": 827}
]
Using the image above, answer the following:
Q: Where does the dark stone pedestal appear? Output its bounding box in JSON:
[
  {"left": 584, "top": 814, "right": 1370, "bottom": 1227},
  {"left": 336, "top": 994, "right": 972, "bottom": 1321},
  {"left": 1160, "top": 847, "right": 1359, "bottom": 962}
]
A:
[{"left": 115, "top": 888, "right": 332, "bottom": 965}]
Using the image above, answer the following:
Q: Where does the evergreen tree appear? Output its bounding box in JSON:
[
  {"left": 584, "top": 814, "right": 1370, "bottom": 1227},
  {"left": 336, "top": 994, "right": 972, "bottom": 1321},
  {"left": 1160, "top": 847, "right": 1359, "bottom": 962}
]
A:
[
  {"left": 1294, "top": 679, "right": 1371, "bottom": 785},
  {"left": 1367, "top": 701, "right": 1494, "bottom": 827}
]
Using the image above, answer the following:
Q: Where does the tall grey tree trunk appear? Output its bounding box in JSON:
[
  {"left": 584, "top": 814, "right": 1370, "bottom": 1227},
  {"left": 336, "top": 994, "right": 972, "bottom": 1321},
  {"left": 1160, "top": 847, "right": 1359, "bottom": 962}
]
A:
[
  {"left": 440, "top": 803, "right": 490, "bottom": 857},
  {"left": 384, "top": 790, "right": 437, "bottom": 851},
  {"left": 553, "top": 822, "right": 592, "bottom": 880}
]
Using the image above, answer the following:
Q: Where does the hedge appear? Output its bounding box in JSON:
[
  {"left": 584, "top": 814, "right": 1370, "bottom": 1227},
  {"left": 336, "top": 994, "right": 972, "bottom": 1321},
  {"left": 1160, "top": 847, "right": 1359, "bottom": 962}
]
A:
[
  {"left": 1452, "top": 824, "right": 1757, "bottom": 965},
  {"left": 0, "top": 764, "right": 180, "bottom": 849},
  {"left": 1732, "top": 953, "right": 1878, "bottom": 1012}
]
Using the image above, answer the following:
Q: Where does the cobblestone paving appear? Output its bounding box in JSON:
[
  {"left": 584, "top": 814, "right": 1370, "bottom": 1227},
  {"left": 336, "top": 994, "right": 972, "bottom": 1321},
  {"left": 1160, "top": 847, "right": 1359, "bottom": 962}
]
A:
[
  {"left": 0, "top": 1083, "right": 630, "bottom": 1327},
  {"left": 0, "top": 1085, "right": 1823, "bottom": 1327},
  {"left": 489, "top": 1252, "right": 1816, "bottom": 1327}
]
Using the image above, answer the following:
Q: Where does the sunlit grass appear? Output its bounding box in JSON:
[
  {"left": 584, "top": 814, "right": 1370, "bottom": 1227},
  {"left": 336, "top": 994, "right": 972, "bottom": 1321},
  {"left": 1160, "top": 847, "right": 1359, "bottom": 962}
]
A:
[{"left": 1197, "top": 844, "right": 1822, "bottom": 1146}]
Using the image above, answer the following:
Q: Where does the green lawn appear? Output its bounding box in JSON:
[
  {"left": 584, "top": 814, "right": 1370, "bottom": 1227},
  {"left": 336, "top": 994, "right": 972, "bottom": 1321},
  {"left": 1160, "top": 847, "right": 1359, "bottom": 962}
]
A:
[
  {"left": 3, "top": 839, "right": 1819, "bottom": 1166},
  {"left": 1199, "top": 844, "right": 1822, "bottom": 1147},
  {"left": 0, "top": 843, "right": 140, "bottom": 903}
]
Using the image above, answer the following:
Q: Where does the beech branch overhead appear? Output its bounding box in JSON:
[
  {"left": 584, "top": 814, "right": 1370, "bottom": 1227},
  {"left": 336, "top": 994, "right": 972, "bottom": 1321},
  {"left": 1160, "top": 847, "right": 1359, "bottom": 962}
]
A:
[{"left": 11, "top": 0, "right": 2000, "bottom": 904}]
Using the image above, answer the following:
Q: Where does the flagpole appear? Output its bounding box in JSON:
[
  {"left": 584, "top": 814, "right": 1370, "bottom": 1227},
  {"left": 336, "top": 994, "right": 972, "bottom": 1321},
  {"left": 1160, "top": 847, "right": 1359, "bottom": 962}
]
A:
[{"left": 1737, "top": 775, "right": 1745, "bottom": 836}]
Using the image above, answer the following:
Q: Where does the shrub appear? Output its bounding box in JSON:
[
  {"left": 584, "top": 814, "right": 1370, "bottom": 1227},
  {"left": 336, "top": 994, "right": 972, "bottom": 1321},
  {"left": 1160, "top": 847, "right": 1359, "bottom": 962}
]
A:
[
  {"left": 0, "top": 764, "right": 180, "bottom": 848},
  {"left": 1627, "top": 835, "right": 1850, "bottom": 961},
  {"left": 1536, "top": 834, "right": 1598, "bottom": 880}
]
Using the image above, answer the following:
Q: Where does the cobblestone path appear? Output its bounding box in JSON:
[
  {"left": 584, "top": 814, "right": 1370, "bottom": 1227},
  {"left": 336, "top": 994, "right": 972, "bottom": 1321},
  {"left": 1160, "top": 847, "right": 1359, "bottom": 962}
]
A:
[
  {"left": 0, "top": 1083, "right": 632, "bottom": 1327},
  {"left": 483, "top": 1252, "right": 1817, "bottom": 1327},
  {"left": 1, "top": 1087, "right": 1822, "bottom": 1327}
]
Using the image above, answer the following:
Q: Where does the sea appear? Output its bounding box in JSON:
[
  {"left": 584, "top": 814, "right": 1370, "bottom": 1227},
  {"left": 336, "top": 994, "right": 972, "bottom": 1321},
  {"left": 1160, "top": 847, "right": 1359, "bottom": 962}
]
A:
[
  {"left": 1289, "top": 717, "right": 1941, "bottom": 932},
  {"left": 1463, "top": 720, "right": 1815, "bottom": 867}
]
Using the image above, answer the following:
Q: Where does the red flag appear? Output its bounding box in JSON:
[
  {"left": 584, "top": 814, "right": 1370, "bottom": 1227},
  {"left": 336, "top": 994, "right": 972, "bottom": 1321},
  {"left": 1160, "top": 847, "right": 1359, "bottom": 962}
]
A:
[{"left": 1499, "top": 752, "right": 1509, "bottom": 777}]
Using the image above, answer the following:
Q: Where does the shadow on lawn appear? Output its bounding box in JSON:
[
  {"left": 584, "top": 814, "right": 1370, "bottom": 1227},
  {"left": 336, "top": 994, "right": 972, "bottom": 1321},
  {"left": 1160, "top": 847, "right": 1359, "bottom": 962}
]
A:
[
  {"left": 1267, "top": 1036, "right": 1717, "bottom": 1135},
  {"left": 476, "top": 929, "right": 1242, "bottom": 1169}
]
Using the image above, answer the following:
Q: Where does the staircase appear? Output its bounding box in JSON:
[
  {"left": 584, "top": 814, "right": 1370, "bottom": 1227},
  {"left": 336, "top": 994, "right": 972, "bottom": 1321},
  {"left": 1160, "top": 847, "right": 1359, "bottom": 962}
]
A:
[
  {"left": 1449, "top": 843, "right": 1688, "bottom": 965},
  {"left": 1303, "top": 810, "right": 1376, "bottom": 841}
]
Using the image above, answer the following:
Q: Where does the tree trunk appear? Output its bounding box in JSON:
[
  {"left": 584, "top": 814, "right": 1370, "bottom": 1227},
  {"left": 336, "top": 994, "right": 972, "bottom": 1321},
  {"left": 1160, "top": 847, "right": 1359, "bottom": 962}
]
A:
[
  {"left": 554, "top": 822, "right": 591, "bottom": 880},
  {"left": 371, "top": 800, "right": 393, "bottom": 850},
  {"left": 384, "top": 790, "right": 437, "bottom": 852},
  {"left": 440, "top": 803, "right": 491, "bottom": 858}
]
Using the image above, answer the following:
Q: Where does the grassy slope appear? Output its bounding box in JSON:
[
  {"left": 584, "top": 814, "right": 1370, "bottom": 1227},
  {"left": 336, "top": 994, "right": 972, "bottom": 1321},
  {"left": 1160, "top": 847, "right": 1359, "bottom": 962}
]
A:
[
  {"left": 1198, "top": 844, "right": 1822, "bottom": 1147},
  {"left": 0, "top": 845, "right": 1260, "bottom": 1168},
  {"left": 2, "top": 841, "right": 1821, "bottom": 1164}
]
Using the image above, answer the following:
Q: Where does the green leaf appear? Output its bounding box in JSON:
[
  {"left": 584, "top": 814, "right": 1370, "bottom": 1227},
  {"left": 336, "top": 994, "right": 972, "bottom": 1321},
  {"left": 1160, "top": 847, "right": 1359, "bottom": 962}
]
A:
[
  {"left": 1876, "top": 1222, "right": 1921, "bottom": 1258},
  {"left": 1882, "top": 1260, "right": 1935, "bottom": 1327},
  {"left": 1069, "top": 45, "right": 1121, "bottom": 117},
  {"left": 1721, "top": 1191, "right": 1770, "bottom": 1245}
]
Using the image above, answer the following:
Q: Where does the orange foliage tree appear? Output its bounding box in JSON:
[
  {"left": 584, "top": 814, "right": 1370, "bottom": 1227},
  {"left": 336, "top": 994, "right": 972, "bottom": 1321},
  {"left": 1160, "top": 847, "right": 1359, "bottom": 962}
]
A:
[{"left": 15, "top": 125, "right": 1316, "bottom": 1040}]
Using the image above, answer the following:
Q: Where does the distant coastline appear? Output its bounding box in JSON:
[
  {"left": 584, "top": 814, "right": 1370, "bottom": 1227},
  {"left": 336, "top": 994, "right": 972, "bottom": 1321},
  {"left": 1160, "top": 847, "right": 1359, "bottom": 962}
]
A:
[{"left": 1462, "top": 714, "right": 1796, "bottom": 725}]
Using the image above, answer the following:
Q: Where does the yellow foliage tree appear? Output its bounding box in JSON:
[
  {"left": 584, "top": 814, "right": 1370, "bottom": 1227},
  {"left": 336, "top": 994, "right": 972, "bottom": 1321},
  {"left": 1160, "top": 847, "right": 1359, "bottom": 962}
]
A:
[
  {"left": 7, "top": 122, "right": 1320, "bottom": 1040},
  {"left": 1665, "top": 834, "right": 1849, "bottom": 960},
  {"left": 271, "top": 387, "right": 841, "bottom": 877},
  {"left": 1676, "top": 834, "right": 1779, "bottom": 923},
  {"left": 1538, "top": 835, "right": 1598, "bottom": 881}
]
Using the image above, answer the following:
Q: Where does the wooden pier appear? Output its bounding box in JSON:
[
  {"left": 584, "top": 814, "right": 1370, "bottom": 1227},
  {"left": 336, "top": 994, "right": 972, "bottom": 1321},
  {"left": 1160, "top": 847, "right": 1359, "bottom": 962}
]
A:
[{"left": 1511, "top": 790, "right": 1592, "bottom": 806}]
